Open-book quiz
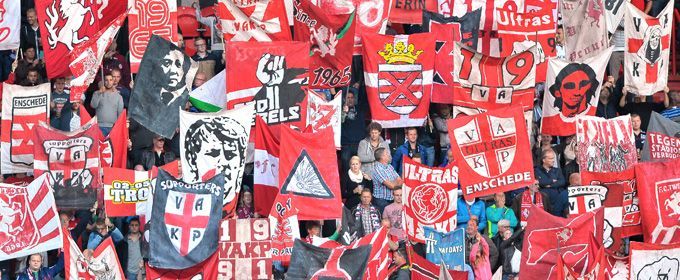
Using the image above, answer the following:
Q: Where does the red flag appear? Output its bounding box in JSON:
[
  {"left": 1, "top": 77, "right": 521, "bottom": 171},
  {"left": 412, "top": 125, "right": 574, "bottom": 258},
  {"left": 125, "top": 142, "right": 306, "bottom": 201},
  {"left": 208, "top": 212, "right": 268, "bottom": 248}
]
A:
[
  {"left": 556, "top": 235, "right": 605, "bottom": 280},
  {"left": 603, "top": 254, "right": 629, "bottom": 280},
  {"left": 275, "top": 125, "right": 341, "bottom": 220},
  {"left": 79, "top": 107, "right": 92, "bottom": 126},
  {"left": 410, "top": 247, "right": 470, "bottom": 280},
  {"left": 254, "top": 116, "right": 280, "bottom": 216},
  {"left": 0, "top": 0, "right": 20, "bottom": 50},
  {"left": 317, "top": 227, "right": 392, "bottom": 280},
  {"left": 101, "top": 110, "right": 128, "bottom": 169},
  {"left": 218, "top": 219, "right": 272, "bottom": 279},
  {"left": 362, "top": 33, "right": 435, "bottom": 128},
  {"left": 269, "top": 196, "right": 300, "bottom": 264},
  {"left": 447, "top": 106, "right": 534, "bottom": 199},
  {"left": 576, "top": 115, "right": 637, "bottom": 173},
  {"left": 581, "top": 168, "right": 641, "bottom": 238},
  {"left": 145, "top": 252, "right": 219, "bottom": 280},
  {"left": 96, "top": 0, "right": 126, "bottom": 27},
  {"left": 388, "top": 0, "right": 437, "bottom": 24},
  {"left": 216, "top": 0, "right": 292, "bottom": 42},
  {"left": 352, "top": 0, "right": 392, "bottom": 55},
  {"left": 628, "top": 241, "right": 680, "bottom": 279},
  {"left": 635, "top": 157, "right": 680, "bottom": 244},
  {"left": 103, "top": 167, "right": 154, "bottom": 217},
  {"left": 64, "top": 233, "right": 125, "bottom": 280},
  {"left": 293, "top": 0, "right": 355, "bottom": 89},
  {"left": 128, "top": 0, "right": 178, "bottom": 73},
  {"left": 519, "top": 205, "right": 604, "bottom": 280}
]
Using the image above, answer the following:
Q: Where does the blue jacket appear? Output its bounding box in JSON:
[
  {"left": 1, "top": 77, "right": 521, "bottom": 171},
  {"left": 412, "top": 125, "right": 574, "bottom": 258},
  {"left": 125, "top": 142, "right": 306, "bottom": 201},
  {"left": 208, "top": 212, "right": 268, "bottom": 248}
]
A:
[
  {"left": 87, "top": 227, "right": 124, "bottom": 250},
  {"left": 16, "top": 253, "right": 64, "bottom": 280},
  {"left": 392, "top": 141, "right": 430, "bottom": 174},
  {"left": 534, "top": 166, "right": 567, "bottom": 189},
  {"left": 456, "top": 198, "right": 487, "bottom": 232},
  {"left": 486, "top": 205, "right": 519, "bottom": 238}
]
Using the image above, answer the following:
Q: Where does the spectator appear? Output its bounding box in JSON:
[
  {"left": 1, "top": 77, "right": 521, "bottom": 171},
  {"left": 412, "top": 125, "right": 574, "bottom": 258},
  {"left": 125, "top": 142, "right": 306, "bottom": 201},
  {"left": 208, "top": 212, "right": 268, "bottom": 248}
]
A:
[
  {"left": 19, "top": 68, "right": 42, "bottom": 86},
  {"left": 191, "top": 37, "right": 222, "bottom": 79},
  {"left": 619, "top": 86, "right": 669, "bottom": 129},
  {"left": 236, "top": 187, "right": 259, "bottom": 219},
  {"left": 69, "top": 101, "right": 83, "bottom": 132},
  {"left": 555, "top": 25, "right": 565, "bottom": 59},
  {"left": 59, "top": 208, "right": 94, "bottom": 242},
  {"left": 465, "top": 217, "right": 498, "bottom": 275},
  {"left": 661, "top": 90, "right": 680, "bottom": 122},
  {"left": 440, "top": 148, "right": 454, "bottom": 167},
  {"left": 432, "top": 104, "right": 452, "bottom": 162},
  {"left": 596, "top": 77, "right": 618, "bottom": 119},
  {"left": 88, "top": 218, "right": 124, "bottom": 250},
  {"left": 512, "top": 180, "right": 551, "bottom": 228},
  {"left": 101, "top": 40, "right": 131, "bottom": 88},
  {"left": 383, "top": 187, "right": 405, "bottom": 240},
  {"left": 486, "top": 193, "right": 518, "bottom": 238},
  {"left": 135, "top": 135, "right": 176, "bottom": 170},
  {"left": 90, "top": 74, "right": 124, "bottom": 136},
  {"left": 392, "top": 127, "right": 430, "bottom": 174},
  {"left": 193, "top": 2, "right": 224, "bottom": 51},
  {"left": 389, "top": 246, "right": 410, "bottom": 280},
  {"left": 19, "top": 9, "right": 41, "bottom": 55},
  {"left": 371, "top": 147, "right": 403, "bottom": 212},
  {"left": 303, "top": 221, "right": 339, "bottom": 243},
  {"left": 535, "top": 149, "right": 568, "bottom": 217},
  {"left": 14, "top": 46, "right": 45, "bottom": 82},
  {"left": 491, "top": 219, "right": 512, "bottom": 252},
  {"left": 16, "top": 253, "right": 63, "bottom": 280},
  {"left": 631, "top": 113, "right": 646, "bottom": 154},
  {"left": 193, "top": 72, "right": 208, "bottom": 89},
  {"left": 457, "top": 197, "right": 487, "bottom": 232},
  {"left": 357, "top": 122, "right": 390, "bottom": 177},
  {"left": 111, "top": 69, "right": 131, "bottom": 108},
  {"left": 608, "top": 19, "right": 625, "bottom": 82},
  {"left": 117, "top": 218, "right": 147, "bottom": 280},
  {"left": 341, "top": 87, "right": 367, "bottom": 172},
  {"left": 50, "top": 78, "right": 73, "bottom": 131},
  {"left": 353, "top": 189, "right": 382, "bottom": 237},
  {"left": 417, "top": 122, "right": 437, "bottom": 167},
  {"left": 500, "top": 228, "right": 524, "bottom": 280},
  {"left": 343, "top": 156, "right": 371, "bottom": 210}
]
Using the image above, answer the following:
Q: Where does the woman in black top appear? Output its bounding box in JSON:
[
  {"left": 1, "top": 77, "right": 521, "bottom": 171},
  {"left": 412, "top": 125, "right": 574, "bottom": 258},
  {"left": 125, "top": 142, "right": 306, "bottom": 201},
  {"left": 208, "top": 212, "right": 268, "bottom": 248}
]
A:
[{"left": 342, "top": 156, "right": 371, "bottom": 210}]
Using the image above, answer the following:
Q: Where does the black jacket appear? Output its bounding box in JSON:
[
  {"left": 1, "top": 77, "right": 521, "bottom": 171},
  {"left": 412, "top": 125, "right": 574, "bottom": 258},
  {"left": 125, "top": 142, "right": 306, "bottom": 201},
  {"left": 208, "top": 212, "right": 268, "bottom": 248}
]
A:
[{"left": 139, "top": 150, "right": 176, "bottom": 171}]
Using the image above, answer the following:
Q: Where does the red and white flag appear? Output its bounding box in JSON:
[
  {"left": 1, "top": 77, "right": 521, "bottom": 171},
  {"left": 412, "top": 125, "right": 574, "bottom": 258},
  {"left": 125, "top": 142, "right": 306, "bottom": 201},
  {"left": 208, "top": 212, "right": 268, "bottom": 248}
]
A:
[
  {"left": 307, "top": 92, "right": 342, "bottom": 149},
  {"left": 402, "top": 157, "right": 459, "bottom": 242},
  {"left": 0, "top": 174, "right": 62, "bottom": 261},
  {"left": 388, "top": 0, "right": 436, "bottom": 24},
  {"left": 128, "top": 0, "right": 178, "bottom": 73},
  {"left": 218, "top": 219, "right": 273, "bottom": 279},
  {"left": 99, "top": 110, "right": 129, "bottom": 169},
  {"left": 0, "top": 0, "right": 20, "bottom": 50},
  {"left": 253, "top": 116, "right": 280, "bottom": 216},
  {"left": 103, "top": 167, "right": 154, "bottom": 218},
  {"left": 560, "top": 0, "right": 609, "bottom": 61},
  {"left": 629, "top": 241, "right": 680, "bottom": 280},
  {"left": 603, "top": 254, "right": 629, "bottom": 280},
  {"left": 352, "top": 0, "right": 392, "bottom": 55},
  {"left": 540, "top": 48, "right": 613, "bottom": 136},
  {"left": 410, "top": 246, "right": 470, "bottom": 280},
  {"left": 69, "top": 12, "right": 126, "bottom": 102},
  {"left": 635, "top": 157, "right": 680, "bottom": 244},
  {"left": 576, "top": 115, "right": 637, "bottom": 173},
  {"left": 582, "top": 168, "right": 642, "bottom": 238},
  {"left": 1, "top": 83, "right": 50, "bottom": 174},
  {"left": 316, "top": 226, "right": 392, "bottom": 280},
  {"left": 447, "top": 106, "right": 534, "bottom": 199},
  {"left": 567, "top": 184, "right": 625, "bottom": 255},
  {"left": 216, "top": 0, "right": 292, "bottom": 42},
  {"left": 269, "top": 196, "right": 300, "bottom": 264},
  {"left": 624, "top": 1, "right": 673, "bottom": 95},
  {"left": 64, "top": 233, "right": 125, "bottom": 280},
  {"left": 363, "top": 33, "right": 435, "bottom": 128},
  {"left": 556, "top": 235, "right": 605, "bottom": 280}
]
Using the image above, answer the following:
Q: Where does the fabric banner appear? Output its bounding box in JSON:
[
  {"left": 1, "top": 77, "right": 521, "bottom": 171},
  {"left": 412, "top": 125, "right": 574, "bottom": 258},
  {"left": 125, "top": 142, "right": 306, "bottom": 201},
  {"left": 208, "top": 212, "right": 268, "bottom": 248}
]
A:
[
  {"left": 560, "top": 0, "right": 609, "bottom": 61},
  {"left": 216, "top": 0, "right": 292, "bottom": 42},
  {"left": 555, "top": 235, "right": 605, "bottom": 280},
  {"left": 100, "top": 110, "right": 129, "bottom": 169},
  {"left": 97, "top": 0, "right": 127, "bottom": 27},
  {"left": 189, "top": 70, "right": 226, "bottom": 112},
  {"left": 307, "top": 92, "right": 342, "bottom": 149},
  {"left": 410, "top": 247, "right": 470, "bottom": 280},
  {"left": 0, "top": 174, "right": 62, "bottom": 261},
  {"left": 149, "top": 169, "right": 224, "bottom": 269},
  {"left": 0, "top": 0, "right": 19, "bottom": 50},
  {"left": 635, "top": 158, "right": 680, "bottom": 244},
  {"left": 447, "top": 106, "right": 534, "bottom": 198},
  {"left": 315, "top": 226, "right": 391, "bottom": 280},
  {"left": 641, "top": 112, "right": 680, "bottom": 161},
  {"left": 276, "top": 125, "right": 342, "bottom": 220},
  {"left": 1, "top": 83, "right": 50, "bottom": 174},
  {"left": 604, "top": 0, "right": 627, "bottom": 34},
  {"left": 352, "top": 0, "right": 392, "bottom": 55},
  {"left": 253, "top": 116, "right": 280, "bottom": 216},
  {"left": 496, "top": 7, "right": 556, "bottom": 83},
  {"left": 402, "top": 157, "right": 459, "bottom": 242},
  {"left": 422, "top": 10, "right": 481, "bottom": 104},
  {"left": 604, "top": 254, "right": 629, "bottom": 280},
  {"left": 519, "top": 205, "right": 604, "bottom": 280},
  {"left": 218, "top": 219, "right": 272, "bottom": 279},
  {"left": 225, "top": 41, "right": 309, "bottom": 132},
  {"left": 68, "top": 12, "right": 125, "bottom": 102},
  {"left": 451, "top": 42, "right": 536, "bottom": 122},
  {"left": 567, "top": 184, "right": 624, "bottom": 254},
  {"left": 388, "top": 0, "right": 436, "bottom": 24},
  {"left": 129, "top": 35, "right": 198, "bottom": 139},
  {"left": 293, "top": 0, "right": 355, "bottom": 89},
  {"left": 64, "top": 236, "right": 125, "bottom": 280},
  {"left": 363, "top": 33, "right": 435, "bottom": 128},
  {"left": 581, "top": 168, "right": 641, "bottom": 238},
  {"left": 35, "top": 0, "right": 101, "bottom": 78},
  {"left": 624, "top": 1, "right": 673, "bottom": 95},
  {"left": 146, "top": 253, "right": 219, "bottom": 280},
  {"left": 103, "top": 167, "right": 154, "bottom": 218},
  {"left": 540, "top": 48, "right": 613, "bottom": 136},
  {"left": 269, "top": 196, "right": 300, "bottom": 263},
  {"left": 128, "top": 0, "right": 178, "bottom": 73},
  {"left": 424, "top": 227, "right": 465, "bottom": 271},
  {"left": 629, "top": 241, "right": 680, "bottom": 280},
  {"left": 287, "top": 239, "right": 371, "bottom": 279},
  {"left": 180, "top": 105, "right": 253, "bottom": 217},
  {"left": 33, "top": 119, "right": 100, "bottom": 209},
  {"left": 576, "top": 115, "right": 637, "bottom": 173}
]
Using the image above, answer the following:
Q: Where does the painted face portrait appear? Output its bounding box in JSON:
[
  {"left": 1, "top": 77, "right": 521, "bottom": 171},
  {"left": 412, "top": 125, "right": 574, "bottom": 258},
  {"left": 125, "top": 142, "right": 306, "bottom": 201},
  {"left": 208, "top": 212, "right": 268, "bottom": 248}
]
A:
[
  {"left": 161, "top": 49, "right": 186, "bottom": 91},
  {"left": 549, "top": 63, "right": 599, "bottom": 118}
]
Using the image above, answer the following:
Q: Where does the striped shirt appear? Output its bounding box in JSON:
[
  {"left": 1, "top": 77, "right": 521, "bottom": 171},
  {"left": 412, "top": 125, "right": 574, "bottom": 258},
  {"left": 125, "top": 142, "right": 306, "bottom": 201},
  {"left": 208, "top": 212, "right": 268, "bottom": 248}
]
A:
[
  {"left": 661, "top": 107, "right": 680, "bottom": 122},
  {"left": 371, "top": 162, "right": 398, "bottom": 200}
]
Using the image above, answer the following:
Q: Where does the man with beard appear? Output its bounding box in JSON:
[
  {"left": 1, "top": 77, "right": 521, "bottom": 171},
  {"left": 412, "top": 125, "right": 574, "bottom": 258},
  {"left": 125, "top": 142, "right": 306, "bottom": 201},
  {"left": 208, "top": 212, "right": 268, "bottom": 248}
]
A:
[{"left": 548, "top": 63, "right": 600, "bottom": 118}]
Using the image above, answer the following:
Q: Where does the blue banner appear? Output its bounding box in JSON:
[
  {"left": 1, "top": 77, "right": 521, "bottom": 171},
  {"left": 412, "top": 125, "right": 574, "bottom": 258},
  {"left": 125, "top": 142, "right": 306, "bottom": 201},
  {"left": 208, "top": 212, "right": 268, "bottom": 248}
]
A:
[{"left": 424, "top": 227, "right": 466, "bottom": 271}]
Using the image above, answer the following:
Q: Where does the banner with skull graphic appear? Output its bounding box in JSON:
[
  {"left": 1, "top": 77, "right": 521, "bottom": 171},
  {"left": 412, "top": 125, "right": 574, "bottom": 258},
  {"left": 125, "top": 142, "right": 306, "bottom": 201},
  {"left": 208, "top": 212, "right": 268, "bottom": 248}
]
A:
[
  {"left": 540, "top": 48, "right": 613, "bottom": 136},
  {"left": 560, "top": 0, "right": 609, "bottom": 62},
  {"left": 64, "top": 234, "right": 125, "bottom": 280},
  {"left": 33, "top": 118, "right": 100, "bottom": 210},
  {"left": 402, "top": 157, "right": 459, "bottom": 242},
  {"left": 0, "top": 0, "right": 20, "bottom": 50},
  {"left": 447, "top": 106, "right": 535, "bottom": 199},
  {"left": 128, "top": 0, "right": 178, "bottom": 73},
  {"left": 129, "top": 35, "right": 198, "bottom": 139},
  {"left": 624, "top": 1, "right": 673, "bottom": 95},
  {"left": 293, "top": 0, "right": 355, "bottom": 89},
  {"left": 576, "top": 115, "right": 637, "bottom": 173},
  {"left": 352, "top": 0, "right": 392, "bottom": 55},
  {"left": 362, "top": 33, "right": 435, "bottom": 128},
  {"left": 635, "top": 157, "right": 680, "bottom": 245},
  {"left": 629, "top": 241, "right": 680, "bottom": 280},
  {"left": 180, "top": 104, "right": 254, "bottom": 217}
]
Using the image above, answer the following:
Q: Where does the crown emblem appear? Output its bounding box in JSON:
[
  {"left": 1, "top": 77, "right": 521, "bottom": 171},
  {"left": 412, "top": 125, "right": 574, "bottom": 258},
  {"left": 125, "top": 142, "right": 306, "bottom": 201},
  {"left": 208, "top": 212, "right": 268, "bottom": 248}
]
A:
[{"left": 378, "top": 41, "right": 423, "bottom": 64}]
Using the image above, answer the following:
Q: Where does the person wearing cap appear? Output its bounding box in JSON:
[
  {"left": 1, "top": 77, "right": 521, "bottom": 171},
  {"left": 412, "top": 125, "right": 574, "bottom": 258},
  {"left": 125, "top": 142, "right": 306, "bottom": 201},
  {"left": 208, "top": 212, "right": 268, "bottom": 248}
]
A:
[{"left": 135, "top": 135, "right": 176, "bottom": 171}]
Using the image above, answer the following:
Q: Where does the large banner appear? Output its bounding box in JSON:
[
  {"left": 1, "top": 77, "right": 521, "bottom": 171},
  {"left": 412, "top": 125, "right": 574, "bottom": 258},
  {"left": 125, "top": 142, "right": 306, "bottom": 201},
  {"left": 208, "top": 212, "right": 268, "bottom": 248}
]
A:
[
  {"left": 1, "top": 83, "right": 50, "bottom": 174},
  {"left": 352, "top": 0, "right": 392, "bottom": 55},
  {"left": 293, "top": 0, "right": 355, "bottom": 89},
  {"left": 253, "top": 116, "right": 280, "bottom": 216},
  {"left": 225, "top": 41, "right": 309, "bottom": 131},
  {"left": 581, "top": 168, "right": 641, "bottom": 238},
  {"left": 423, "top": 227, "right": 465, "bottom": 271},
  {"left": 567, "top": 184, "right": 624, "bottom": 254},
  {"left": 128, "top": 0, "right": 178, "bottom": 73},
  {"left": 103, "top": 167, "right": 154, "bottom": 218},
  {"left": 540, "top": 48, "right": 613, "bottom": 136},
  {"left": 307, "top": 92, "right": 341, "bottom": 149},
  {"left": 389, "top": 0, "right": 436, "bottom": 24},
  {"left": 288, "top": 239, "right": 371, "bottom": 279},
  {"left": 269, "top": 196, "right": 300, "bottom": 263},
  {"left": 519, "top": 205, "right": 604, "bottom": 280},
  {"left": 604, "top": 254, "right": 629, "bottom": 280},
  {"left": 447, "top": 106, "right": 534, "bottom": 198},
  {"left": 402, "top": 157, "right": 459, "bottom": 242},
  {"left": 410, "top": 247, "right": 470, "bottom": 280},
  {"left": 33, "top": 119, "right": 100, "bottom": 209},
  {"left": 64, "top": 235, "right": 125, "bottom": 280},
  {"left": 146, "top": 253, "right": 219, "bottom": 280},
  {"left": 560, "top": 0, "right": 609, "bottom": 61},
  {"left": 641, "top": 112, "right": 680, "bottom": 161},
  {"left": 218, "top": 219, "right": 272, "bottom": 279},
  {"left": 149, "top": 169, "right": 224, "bottom": 269},
  {"left": 216, "top": 0, "right": 292, "bottom": 42},
  {"left": 624, "top": 1, "right": 673, "bottom": 95},
  {"left": 635, "top": 158, "right": 680, "bottom": 244},
  {"left": 180, "top": 105, "right": 253, "bottom": 216},
  {"left": 0, "top": 0, "right": 19, "bottom": 50},
  {"left": 629, "top": 241, "right": 680, "bottom": 280},
  {"left": 0, "top": 174, "right": 62, "bottom": 261},
  {"left": 363, "top": 33, "right": 435, "bottom": 128},
  {"left": 576, "top": 115, "right": 637, "bottom": 173},
  {"left": 422, "top": 10, "right": 481, "bottom": 104},
  {"left": 129, "top": 35, "right": 198, "bottom": 139},
  {"left": 604, "top": 0, "right": 627, "bottom": 34},
  {"left": 99, "top": 110, "right": 129, "bottom": 169}
]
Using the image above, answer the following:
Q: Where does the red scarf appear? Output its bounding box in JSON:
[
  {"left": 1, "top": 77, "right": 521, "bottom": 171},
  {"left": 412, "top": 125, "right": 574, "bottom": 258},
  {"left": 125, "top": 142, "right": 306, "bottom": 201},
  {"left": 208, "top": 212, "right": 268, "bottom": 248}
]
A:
[{"left": 521, "top": 191, "right": 543, "bottom": 223}]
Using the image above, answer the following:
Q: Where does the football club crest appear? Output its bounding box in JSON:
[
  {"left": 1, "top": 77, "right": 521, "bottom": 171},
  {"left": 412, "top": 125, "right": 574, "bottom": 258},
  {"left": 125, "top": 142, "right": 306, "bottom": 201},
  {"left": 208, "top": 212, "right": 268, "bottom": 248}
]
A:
[
  {"left": 377, "top": 39, "right": 424, "bottom": 115},
  {"left": 43, "top": 137, "right": 94, "bottom": 189},
  {"left": 454, "top": 115, "right": 517, "bottom": 178},
  {"left": 164, "top": 191, "right": 212, "bottom": 256}
]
